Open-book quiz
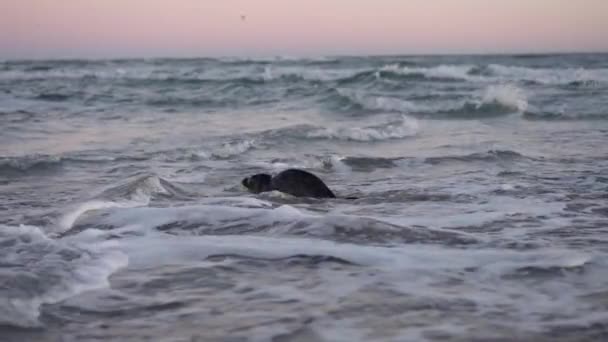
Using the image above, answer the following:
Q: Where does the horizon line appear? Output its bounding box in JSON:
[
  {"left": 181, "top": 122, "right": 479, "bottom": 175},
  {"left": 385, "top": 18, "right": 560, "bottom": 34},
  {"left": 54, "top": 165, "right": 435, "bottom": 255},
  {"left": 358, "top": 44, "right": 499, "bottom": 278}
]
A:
[{"left": 2, "top": 49, "right": 608, "bottom": 63}]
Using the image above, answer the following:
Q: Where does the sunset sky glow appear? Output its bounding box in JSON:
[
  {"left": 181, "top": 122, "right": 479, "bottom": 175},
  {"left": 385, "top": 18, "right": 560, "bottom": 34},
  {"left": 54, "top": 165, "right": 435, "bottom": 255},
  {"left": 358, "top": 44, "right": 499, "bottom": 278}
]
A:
[{"left": 1, "top": 0, "right": 607, "bottom": 59}]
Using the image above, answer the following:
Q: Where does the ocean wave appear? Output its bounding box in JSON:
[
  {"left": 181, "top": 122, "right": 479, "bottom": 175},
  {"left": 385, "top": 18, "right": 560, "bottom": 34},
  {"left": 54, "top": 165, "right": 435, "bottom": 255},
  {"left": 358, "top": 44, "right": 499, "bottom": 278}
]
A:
[
  {"left": 211, "top": 139, "right": 256, "bottom": 159},
  {"left": 361, "top": 189, "right": 475, "bottom": 204},
  {"left": 340, "top": 156, "right": 402, "bottom": 171},
  {"left": 247, "top": 155, "right": 342, "bottom": 173},
  {"left": 63, "top": 219, "right": 590, "bottom": 285},
  {"left": 506, "top": 254, "right": 592, "bottom": 279},
  {"left": 483, "top": 64, "right": 608, "bottom": 85},
  {"left": 73, "top": 204, "right": 477, "bottom": 246},
  {"left": 0, "top": 110, "right": 37, "bottom": 123},
  {"left": 424, "top": 150, "right": 529, "bottom": 165},
  {"left": 147, "top": 139, "right": 257, "bottom": 163},
  {"left": 306, "top": 116, "right": 419, "bottom": 142},
  {"left": 218, "top": 55, "right": 340, "bottom": 65},
  {"left": 0, "top": 154, "right": 64, "bottom": 177},
  {"left": 95, "top": 174, "right": 187, "bottom": 203},
  {"left": 523, "top": 111, "right": 608, "bottom": 121},
  {"left": 324, "top": 84, "right": 526, "bottom": 117},
  {"left": 10, "top": 63, "right": 465, "bottom": 86},
  {"left": 330, "top": 88, "right": 422, "bottom": 113},
  {"left": 479, "top": 84, "right": 528, "bottom": 112},
  {"left": 56, "top": 174, "right": 189, "bottom": 234},
  {"left": 380, "top": 64, "right": 477, "bottom": 81},
  {"left": 262, "top": 66, "right": 363, "bottom": 82},
  {"left": 5, "top": 58, "right": 608, "bottom": 89},
  {"left": 412, "top": 84, "right": 528, "bottom": 118},
  {"left": 145, "top": 96, "right": 236, "bottom": 108},
  {"left": 0, "top": 153, "right": 136, "bottom": 178},
  {"left": 0, "top": 225, "right": 127, "bottom": 328},
  {"left": 35, "top": 93, "right": 72, "bottom": 102}
]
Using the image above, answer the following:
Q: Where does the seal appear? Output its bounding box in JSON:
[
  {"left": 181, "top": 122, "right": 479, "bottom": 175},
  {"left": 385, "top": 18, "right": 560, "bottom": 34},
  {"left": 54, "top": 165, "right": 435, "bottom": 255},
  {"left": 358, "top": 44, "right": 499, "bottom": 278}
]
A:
[{"left": 242, "top": 169, "right": 336, "bottom": 198}]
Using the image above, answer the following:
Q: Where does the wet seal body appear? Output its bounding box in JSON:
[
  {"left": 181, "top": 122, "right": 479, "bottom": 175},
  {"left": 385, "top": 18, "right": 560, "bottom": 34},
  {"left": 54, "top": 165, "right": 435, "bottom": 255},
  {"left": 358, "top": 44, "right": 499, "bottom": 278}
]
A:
[{"left": 242, "top": 169, "right": 336, "bottom": 198}]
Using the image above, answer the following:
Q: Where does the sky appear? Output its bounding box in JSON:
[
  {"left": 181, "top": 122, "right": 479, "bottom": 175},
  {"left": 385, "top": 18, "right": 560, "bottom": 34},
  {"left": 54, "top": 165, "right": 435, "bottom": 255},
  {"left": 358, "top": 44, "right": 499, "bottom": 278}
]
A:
[{"left": 1, "top": 0, "right": 607, "bottom": 59}]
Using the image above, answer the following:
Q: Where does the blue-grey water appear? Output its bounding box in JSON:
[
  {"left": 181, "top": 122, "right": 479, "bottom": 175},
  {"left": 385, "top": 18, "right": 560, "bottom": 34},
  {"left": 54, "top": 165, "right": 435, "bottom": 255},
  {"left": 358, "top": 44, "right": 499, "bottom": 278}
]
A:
[{"left": 1, "top": 54, "right": 608, "bottom": 341}]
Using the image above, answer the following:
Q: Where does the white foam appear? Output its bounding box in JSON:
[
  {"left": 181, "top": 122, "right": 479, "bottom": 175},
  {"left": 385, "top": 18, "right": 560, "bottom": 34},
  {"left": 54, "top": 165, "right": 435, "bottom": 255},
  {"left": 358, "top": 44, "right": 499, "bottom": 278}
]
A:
[
  {"left": 93, "top": 228, "right": 593, "bottom": 277},
  {"left": 58, "top": 200, "right": 146, "bottom": 232},
  {"left": 382, "top": 64, "right": 476, "bottom": 81},
  {"left": 500, "top": 184, "right": 516, "bottom": 191},
  {"left": 375, "top": 195, "right": 566, "bottom": 232},
  {"left": 96, "top": 204, "right": 305, "bottom": 235},
  {"left": 263, "top": 66, "right": 365, "bottom": 82},
  {"left": 307, "top": 116, "right": 419, "bottom": 142},
  {"left": 326, "top": 155, "right": 351, "bottom": 174},
  {"left": 196, "top": 196, "right": 274, "bottom": 208},
  {"left": 0, "top": 224, "right": 128, "bottom": 327},
  {"left": 479, "top": 84, "right": 528, "bottom": 112},
  {"left": 213, "top": 139, "right": 256, "bottom": 158}
]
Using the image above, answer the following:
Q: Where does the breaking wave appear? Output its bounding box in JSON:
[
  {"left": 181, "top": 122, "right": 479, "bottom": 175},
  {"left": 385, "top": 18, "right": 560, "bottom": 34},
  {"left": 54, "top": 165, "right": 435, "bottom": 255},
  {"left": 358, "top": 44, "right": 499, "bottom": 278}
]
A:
[
  {"left": 0, "top": 225, "right": 127, "bottom": 327},
  {"left": 324, "top": 84, "right": 528, "bottom": 117},
  {"left": 380, "top": 64, "right": 477, "bottom": 81},
  {"left": 58, "top": 174, "right": 188, "bottom": 233},
  {"left": 70, "top": 204, "right": 477, "bottom": 246},
  {"left": 306, "top": 116, "right": 419, "bottom": 141}
]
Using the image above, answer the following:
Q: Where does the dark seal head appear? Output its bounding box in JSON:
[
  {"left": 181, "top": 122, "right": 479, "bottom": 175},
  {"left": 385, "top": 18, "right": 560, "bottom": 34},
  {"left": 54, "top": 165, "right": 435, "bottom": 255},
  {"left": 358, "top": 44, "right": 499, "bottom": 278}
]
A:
[
  {"left": 242, "top": 169, "right": 336, "bottom": 198},
  {"left": 242, "top": 173, "right": 273, "bottom": 194}
]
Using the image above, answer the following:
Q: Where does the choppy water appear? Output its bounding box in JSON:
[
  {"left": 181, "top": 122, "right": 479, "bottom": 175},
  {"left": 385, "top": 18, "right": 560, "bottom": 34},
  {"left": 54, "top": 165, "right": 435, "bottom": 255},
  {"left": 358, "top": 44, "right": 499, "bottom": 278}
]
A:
[{"left": 1, "top": 54, "right": 608, "bottom": 341}]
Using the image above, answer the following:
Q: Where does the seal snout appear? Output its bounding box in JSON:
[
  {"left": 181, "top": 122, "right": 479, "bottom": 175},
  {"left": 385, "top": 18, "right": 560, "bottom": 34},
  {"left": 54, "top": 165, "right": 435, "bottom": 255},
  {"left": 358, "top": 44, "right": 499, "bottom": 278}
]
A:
[{"left": 241, "top": 177, "right": 250, "bottom": 188}]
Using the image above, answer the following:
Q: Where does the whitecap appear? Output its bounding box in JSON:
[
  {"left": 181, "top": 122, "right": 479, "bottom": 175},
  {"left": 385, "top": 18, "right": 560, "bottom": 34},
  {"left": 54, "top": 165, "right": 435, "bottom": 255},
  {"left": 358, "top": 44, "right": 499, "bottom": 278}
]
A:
[
  {"left": 382, "top": 64, "right": 477, "bottom": 81},
  {"left": 478, "top": 84, "right": 528, "bottom": 112},
  {"left": 212, "top": 139, "right": 256, "bottom": 159},
  {"left": 307, "top": 115, "right": 419, "bottom": 142}
]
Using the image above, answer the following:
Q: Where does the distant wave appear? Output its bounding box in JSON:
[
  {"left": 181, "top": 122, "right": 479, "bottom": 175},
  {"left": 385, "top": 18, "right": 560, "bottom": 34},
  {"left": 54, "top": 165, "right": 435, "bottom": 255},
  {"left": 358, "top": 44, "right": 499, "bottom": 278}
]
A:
[
  {"left": 523, "top": 111, "right": 608, "bottom": 121},
  {"left": 425, "top": 150, "right": 530, "bottom": 165},
  {"left": 421, "top": 84, "right": 528, "bottom": 118},
  {"left": 146, "top": 96, "right": 237, "bottom": 108},
  {"left": 3, "top": 57, "right": 606, "bottom": 122},
  {"left": 306, "top": 116, "right": 419, "bottom": 142},
  {"left": 3, "top": 57, "right": 608, "bottom": 86},
  {"left": 328, "top": 88, "right": 422, "bottom": 113},
  {"left": 35, "top": 92, "right": 72, "bottom": 102},
  {"left": 217, "top": 55, "right": 341, "bottom": 65},
  {"left": 324, "top": 84, "right": 527, "bottom": 117},
  {"left": 0, "top": 154, "right": 64, "bottom": 177},
  {"left": 0, "top": 153, "right": 149, "bottom": 178},
  {"left": 380, "top": 64, "right": 477, "bottom": 81},
  {"left": 340, "top": 156, "right": 402, "bottom": 171},
  {"left": 0, "top": 110, "right": 36, "bottom": 123},
  {"left": 5, "top": 61, "right": 607, "bottom": 95},
  {"left": 480, "top": 64, "right": 608, "bottom": 85},
  {"left": 151, "top": 139, "right": 257, "bottom": 162}
]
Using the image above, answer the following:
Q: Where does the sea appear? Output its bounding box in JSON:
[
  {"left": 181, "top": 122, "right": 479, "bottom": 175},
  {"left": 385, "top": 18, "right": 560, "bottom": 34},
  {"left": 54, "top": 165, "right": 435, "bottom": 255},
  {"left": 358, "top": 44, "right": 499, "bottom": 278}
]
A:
[{"left": 1, "top": 53, "right": 608, "bottom": 341}]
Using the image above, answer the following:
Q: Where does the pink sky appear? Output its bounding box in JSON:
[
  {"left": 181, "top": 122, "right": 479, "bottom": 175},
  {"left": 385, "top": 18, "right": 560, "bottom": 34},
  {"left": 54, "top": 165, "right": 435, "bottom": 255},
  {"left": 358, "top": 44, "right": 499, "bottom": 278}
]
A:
[{"left": 1, "top": 0, "right": 607, "bottom": 59}]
